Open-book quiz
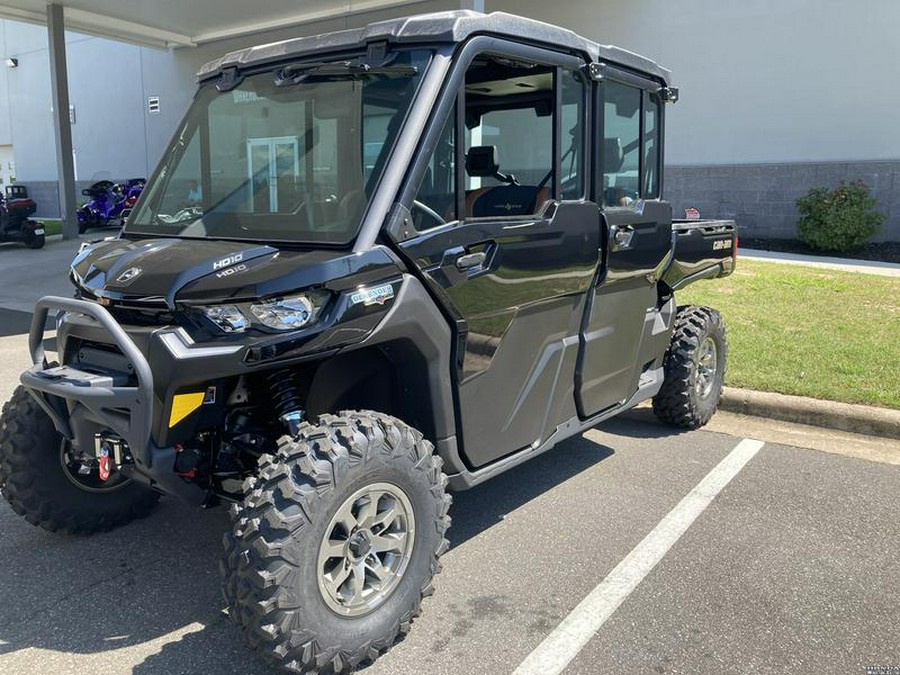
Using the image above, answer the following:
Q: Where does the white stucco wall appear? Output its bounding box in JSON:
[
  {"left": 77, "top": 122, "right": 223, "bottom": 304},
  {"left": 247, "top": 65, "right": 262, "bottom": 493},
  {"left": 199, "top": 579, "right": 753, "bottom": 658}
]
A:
[
  {"left": 488, "top": 0, "right": 900, "bottom": 166},
  {"left": 0, "top": 20, "right": 150, "bottom": 181}
]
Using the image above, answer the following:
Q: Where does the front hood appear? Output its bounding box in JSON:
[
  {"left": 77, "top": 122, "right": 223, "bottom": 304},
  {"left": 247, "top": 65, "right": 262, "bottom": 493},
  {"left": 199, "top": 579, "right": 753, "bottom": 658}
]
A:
[{"left": 71, "top": 237, "right": 401, "bottom": 308}]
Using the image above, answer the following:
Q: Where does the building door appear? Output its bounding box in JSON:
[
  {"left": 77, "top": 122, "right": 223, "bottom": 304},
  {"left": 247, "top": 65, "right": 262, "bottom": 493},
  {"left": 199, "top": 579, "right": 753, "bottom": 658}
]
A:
[{"left": 246, "top": 137, "right": 299, "bottom": 212}]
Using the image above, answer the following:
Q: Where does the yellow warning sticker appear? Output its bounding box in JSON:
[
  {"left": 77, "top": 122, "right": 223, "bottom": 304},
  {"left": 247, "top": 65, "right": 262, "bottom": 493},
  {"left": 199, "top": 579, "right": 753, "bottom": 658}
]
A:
[{"left": 168, "top": 392, "right": 205, "bottom": 428}]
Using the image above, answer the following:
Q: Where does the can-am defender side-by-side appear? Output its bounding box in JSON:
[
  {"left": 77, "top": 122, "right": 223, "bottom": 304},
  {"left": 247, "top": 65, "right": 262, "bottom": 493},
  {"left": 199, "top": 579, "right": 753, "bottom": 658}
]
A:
[{"left": 0, "top": 12, "right": 737, "bottom": 674}]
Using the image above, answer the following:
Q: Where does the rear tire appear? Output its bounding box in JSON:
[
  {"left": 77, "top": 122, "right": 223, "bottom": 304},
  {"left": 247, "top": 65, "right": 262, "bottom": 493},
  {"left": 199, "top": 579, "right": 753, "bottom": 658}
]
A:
[
  {"left": 652, "top": 305, "right": 727, "bottom": 429},
  {"left": 25, "top": 230, "right": 44, "bottom": 249},
  {"left": 222, "top": 410, "right": 451, "bottom": 674},
  {"left": 0, "top": 385, "right": 160, "bottom": 534}
]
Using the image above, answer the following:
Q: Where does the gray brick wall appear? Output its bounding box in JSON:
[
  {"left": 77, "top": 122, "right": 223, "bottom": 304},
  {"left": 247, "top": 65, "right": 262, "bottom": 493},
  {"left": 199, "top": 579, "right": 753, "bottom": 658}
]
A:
[{"left": 665, "top": 160, "right": 900, "bottom": 242}]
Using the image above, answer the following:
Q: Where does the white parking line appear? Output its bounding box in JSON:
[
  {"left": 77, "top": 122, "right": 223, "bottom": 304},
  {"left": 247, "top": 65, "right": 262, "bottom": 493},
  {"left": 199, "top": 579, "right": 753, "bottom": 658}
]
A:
[{"left": 513, "top": 437, "right": 765, "bottom": 675}]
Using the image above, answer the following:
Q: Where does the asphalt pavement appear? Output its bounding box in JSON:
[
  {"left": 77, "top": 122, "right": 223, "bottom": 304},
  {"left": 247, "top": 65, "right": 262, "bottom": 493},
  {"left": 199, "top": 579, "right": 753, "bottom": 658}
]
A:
[{"left": 0, "top": 414, "right": 897, "bottom": 675}]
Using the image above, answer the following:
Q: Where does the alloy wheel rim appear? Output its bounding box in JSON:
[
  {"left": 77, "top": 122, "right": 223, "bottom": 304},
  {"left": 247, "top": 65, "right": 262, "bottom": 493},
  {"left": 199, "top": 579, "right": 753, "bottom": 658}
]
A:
[
  {"left": 59, "top": 439, "right": 131, "bottom": 493},
  {"left": 695, "top": 336, "right": 718, "bottom": 400},
  {"left": 317, "top": 482, "right": 416, "bottom": 618}
]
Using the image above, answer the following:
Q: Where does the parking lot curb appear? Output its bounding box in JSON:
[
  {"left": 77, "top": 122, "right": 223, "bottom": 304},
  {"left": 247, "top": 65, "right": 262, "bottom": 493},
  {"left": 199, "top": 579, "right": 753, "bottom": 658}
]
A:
[{"left": 719, "top": 387, "right": 900, "bottom": 440}]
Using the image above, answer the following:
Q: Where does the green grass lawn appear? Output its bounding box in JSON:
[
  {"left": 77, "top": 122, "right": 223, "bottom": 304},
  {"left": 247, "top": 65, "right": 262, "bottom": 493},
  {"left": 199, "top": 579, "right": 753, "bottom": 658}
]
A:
[
  {"left": 38, "top": 219, "right": 63, "bottom": 236},
  {"left": 679, "top": 259, "right": 900, "bottom": 409}
]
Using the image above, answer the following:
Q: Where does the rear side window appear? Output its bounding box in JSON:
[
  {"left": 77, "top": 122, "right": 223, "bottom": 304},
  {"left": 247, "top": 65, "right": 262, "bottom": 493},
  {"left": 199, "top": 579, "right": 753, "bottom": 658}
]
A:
[
  {"left": 643, "top": 93, "right": 661, "bottom": 199},
  {"left": 603, "top": 81, "right": 641, "bottom": 207},
  {"left": 561, "top": 69, "right": 587, "bottom": 200},
  {"left": 602, "top": 81, "right": 662, "bottom": 206}
]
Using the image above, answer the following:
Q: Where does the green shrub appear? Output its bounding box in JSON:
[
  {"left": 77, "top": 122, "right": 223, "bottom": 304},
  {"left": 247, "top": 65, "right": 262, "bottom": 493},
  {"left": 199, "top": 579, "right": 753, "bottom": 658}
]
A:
[{"left": 795, "top": 181, "right": 884, "bottom": 252}]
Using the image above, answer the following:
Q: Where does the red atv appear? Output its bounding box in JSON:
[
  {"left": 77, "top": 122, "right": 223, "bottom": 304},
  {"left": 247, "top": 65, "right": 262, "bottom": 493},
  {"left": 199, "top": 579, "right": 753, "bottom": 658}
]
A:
[{"left": 0, "top": 185, "right": 44, "bottom": 249}]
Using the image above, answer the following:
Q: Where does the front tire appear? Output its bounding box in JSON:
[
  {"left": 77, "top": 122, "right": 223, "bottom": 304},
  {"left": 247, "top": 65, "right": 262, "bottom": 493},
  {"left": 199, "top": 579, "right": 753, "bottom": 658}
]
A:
[
  {"left": 652, "top": 305, "right": 727, "bottom": 429},
  {"left": 222, "top": 411, "right": 451, "bottom": 674},
  {"left": 0, "top": 386, "right": 160, "bottom": 534}
]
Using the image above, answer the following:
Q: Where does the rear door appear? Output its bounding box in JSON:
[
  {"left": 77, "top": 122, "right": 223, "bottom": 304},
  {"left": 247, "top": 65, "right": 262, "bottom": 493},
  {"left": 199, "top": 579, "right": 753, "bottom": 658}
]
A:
[
  {"left": 576, "top": 79, "right": 673, "bottom": 417},
  {"left": 396, "top": 42, "right": 599, "bottom": 468}
]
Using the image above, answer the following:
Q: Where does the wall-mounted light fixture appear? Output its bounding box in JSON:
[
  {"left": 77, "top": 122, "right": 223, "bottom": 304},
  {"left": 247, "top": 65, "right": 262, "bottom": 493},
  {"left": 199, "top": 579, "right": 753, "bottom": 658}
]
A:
[{"left": 5, "top": 58, "right": 18, "bottom": 69}]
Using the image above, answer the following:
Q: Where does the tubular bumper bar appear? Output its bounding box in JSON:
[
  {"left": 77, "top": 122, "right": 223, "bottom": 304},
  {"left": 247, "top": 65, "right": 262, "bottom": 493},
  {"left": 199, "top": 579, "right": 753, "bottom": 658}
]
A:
[{"left": 21, "top": 296, "right": 155, "bottom": 468}]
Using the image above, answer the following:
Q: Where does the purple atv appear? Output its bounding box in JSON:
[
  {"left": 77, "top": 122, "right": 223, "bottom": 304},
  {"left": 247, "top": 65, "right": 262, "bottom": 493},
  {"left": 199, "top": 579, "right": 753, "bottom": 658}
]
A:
[{"left": 76, "top": 179, "right": 144, "bottom": 234}]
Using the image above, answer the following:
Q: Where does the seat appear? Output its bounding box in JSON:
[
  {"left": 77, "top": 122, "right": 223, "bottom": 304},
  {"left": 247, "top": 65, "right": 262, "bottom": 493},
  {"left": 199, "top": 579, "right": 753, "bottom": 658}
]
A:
[{"left": 464, "top": 145, "right": 548, "bottom": 217}]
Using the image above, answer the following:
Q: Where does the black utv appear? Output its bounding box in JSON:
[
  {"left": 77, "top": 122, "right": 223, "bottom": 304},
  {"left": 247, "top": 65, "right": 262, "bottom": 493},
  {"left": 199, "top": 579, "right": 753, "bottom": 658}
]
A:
[{"left": 0, "top": 11, "right": 737, "bottom": 674}]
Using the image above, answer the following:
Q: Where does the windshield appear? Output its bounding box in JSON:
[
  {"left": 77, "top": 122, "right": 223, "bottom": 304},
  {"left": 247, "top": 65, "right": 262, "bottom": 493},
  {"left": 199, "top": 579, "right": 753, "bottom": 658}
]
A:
[{"left": 127, "top": 50, "right": 430, "bottom": 245}]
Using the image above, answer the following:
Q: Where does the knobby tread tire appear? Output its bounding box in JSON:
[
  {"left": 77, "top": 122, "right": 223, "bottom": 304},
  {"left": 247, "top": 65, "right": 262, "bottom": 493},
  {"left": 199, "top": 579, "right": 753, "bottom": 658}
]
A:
[
  {"left": 0, "top": 385, "right": 160, "bottom": 535},
  {"left": 652, "top": 305, "right": 727, "bottom": 429},
  {"left": 222, "top": 410, "right": 451, "bottom": 675}
]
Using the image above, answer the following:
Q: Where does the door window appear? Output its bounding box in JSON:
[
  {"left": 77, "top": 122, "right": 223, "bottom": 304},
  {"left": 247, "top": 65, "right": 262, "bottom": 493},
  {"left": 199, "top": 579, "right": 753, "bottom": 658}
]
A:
[
  {"left": 561, "top": 69, "right": 587, "bottom": 200},
  {"left": 602, "top": 81, "right": 664, "bottom": 205},
  {"left": 602, "top": 81, "right": 641, "bottom": 207},
  {"left": 462, "top": 56, "right": 554, "bottom": 218},
  {"left": 411, "top": 109, "right": 457, "bottom": 229},
  {"left": 411, "top": 55, "right": 560, "bottom": 225},
  {"left": 643, "top": 93, "right": 661, "bottom": 198}
]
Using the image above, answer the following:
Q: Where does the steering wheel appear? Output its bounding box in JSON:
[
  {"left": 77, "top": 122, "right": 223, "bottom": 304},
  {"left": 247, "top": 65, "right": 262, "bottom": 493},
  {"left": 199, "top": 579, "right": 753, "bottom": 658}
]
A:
[{"left": 411, "top": 199, "right": 446, "bottom": 227}]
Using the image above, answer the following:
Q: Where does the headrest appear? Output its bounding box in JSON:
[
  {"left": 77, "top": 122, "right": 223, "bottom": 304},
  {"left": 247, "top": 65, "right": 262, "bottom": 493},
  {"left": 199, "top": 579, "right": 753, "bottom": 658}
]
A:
[
  {"left": 604, "top": 138, "right": 625, "bottom": 173},
  {"left": 465, "top": 145, "right": 499, "bottom": 177}
]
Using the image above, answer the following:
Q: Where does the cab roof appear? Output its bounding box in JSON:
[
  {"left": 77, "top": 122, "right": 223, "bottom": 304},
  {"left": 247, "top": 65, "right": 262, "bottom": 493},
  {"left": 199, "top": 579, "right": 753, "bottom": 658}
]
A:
[{"left": 197, "top": 10, "right": 671, "bottom": 86}]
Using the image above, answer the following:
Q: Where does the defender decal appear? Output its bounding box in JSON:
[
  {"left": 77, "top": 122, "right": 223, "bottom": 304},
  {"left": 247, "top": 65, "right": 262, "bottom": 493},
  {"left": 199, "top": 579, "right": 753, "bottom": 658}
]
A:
[{"left": 350, "top": 284, "right": 395, "bottom": 306}]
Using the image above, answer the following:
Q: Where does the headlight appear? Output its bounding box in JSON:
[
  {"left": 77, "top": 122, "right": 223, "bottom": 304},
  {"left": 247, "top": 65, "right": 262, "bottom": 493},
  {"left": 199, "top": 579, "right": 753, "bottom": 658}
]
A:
[
  {"left": 250, "top": 293, "right": 324, "bottom": 331},
  {"left": 200, "top": 292, "right": 327, "bottom": 334},
  {"left": 204, "top": 305, "right": 250, "bottom": 333}
]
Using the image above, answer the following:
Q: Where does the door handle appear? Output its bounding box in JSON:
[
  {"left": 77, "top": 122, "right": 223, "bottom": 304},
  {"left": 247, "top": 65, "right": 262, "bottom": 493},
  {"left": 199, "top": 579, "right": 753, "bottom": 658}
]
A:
[
  {"left": 456, "top": 251, "right": 487, "bottom": 271},
  {"left": 612, "top": 225, "right": 635, "bottom": 251}
]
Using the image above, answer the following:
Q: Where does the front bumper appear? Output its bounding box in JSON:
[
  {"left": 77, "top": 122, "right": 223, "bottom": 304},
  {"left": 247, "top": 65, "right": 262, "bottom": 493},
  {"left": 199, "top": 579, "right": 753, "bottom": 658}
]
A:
[{"left": 21, "top": 296, "right": 213, "bottom": 503}]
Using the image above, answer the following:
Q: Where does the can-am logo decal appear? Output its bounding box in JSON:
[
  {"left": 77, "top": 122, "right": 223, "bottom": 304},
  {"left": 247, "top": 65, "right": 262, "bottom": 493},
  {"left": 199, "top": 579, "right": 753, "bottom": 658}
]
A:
[
  {"left": 350, "top": 284, "right": 394, "bottom": 307},
  {"left": 116, "top": 267, "right": 142, "bottom": 284},
  {"left": 213, "top": 253, "right": 243, "bottom": 270},
  {"left": 713, "top": 239, "right": 733, "bottom": 250}
]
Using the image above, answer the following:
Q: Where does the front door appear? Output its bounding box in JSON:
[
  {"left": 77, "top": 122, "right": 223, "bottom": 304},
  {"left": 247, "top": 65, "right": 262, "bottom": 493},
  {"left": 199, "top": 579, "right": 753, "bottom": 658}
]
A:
[{"left": 400, "top": 49, "right": 598, "bottom": 468}]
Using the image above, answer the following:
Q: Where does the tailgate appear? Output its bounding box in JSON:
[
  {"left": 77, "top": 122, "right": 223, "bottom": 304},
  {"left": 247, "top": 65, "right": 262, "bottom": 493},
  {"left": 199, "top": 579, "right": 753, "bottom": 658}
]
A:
[{"left": 662, "top": 219, "right": 737, "bottom": 291}]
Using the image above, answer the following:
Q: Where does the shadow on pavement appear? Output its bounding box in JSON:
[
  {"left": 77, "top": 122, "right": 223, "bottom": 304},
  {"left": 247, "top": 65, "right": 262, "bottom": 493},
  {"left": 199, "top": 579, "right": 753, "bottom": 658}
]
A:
[
  {"left": 597, "top": 408, "right": 692, "bottom": 439},
  {"left": 448, "top": 435, "right": 614, "bottom": 547},
  {"left": 0, "top": 309, "right": 56, "bottom": 339}
]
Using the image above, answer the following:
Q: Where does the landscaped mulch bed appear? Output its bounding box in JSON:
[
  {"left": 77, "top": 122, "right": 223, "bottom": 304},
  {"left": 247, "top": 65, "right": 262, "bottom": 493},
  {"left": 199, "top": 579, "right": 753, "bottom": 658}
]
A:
[{"left": 741, "top": 237, "right": 900, "bottom": 264}]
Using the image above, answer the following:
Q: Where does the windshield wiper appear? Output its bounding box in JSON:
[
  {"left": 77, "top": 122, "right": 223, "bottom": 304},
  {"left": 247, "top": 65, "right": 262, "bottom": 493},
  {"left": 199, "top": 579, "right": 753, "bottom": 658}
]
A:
[{"left": 275, "top": 60, "right": 417, "bottom": 86}]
